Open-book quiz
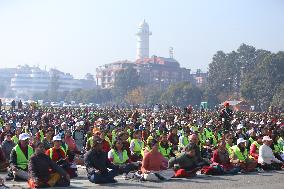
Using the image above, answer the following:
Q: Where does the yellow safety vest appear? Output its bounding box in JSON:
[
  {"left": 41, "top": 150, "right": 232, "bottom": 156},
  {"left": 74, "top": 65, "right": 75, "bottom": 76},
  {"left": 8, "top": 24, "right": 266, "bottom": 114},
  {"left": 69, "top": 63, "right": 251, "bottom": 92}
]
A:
[
  {"left": 131, "top": 139, "right": 144, "bottom": 155},
  {"left": 231, "top": 145, "right": 248, "bottom": 161},
  {"left": 226, "top": 143, "right": 233, "bottom": 156},
  {"left": 14, "top": 145, "right": 34, "bottom": 170},
  {"left": 39, "top": 130, "right": 44, "bottom": 142},
  {"left": 158, "top": 143, "right": 171, "bottom": 158},
  {"left": 179, "top": 136, "right": 189, "bottom": 148},
  {"left": 12, "top": 136, "right": 19, "bottom": 144},
  {"left": 112, "top": 149, "right": 128, "bottom": 165}
]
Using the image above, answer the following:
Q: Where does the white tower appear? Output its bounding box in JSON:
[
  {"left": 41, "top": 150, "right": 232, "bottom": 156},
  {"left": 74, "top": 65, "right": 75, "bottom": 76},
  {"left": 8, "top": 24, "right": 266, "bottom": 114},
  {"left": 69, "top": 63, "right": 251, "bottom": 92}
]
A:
[{"left": 136, "top": 20, "right": 152, "bottom": 60}]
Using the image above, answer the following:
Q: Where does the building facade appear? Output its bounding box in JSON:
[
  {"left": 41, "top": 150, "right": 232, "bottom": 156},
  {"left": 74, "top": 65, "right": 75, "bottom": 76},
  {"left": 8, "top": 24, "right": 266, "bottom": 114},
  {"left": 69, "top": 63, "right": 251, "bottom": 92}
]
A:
[
  {"left": 0, "top": 65, "right": 96, "bottom": 97},
  {"left": 96, "top": 56, "right": 192, "bottom": 89}
]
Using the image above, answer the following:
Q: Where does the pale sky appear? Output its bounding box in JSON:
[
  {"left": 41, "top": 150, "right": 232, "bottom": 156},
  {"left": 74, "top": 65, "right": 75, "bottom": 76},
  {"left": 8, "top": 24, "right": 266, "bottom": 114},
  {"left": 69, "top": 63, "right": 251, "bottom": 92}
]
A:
[{"left": 0, "top": 0, "right": 283, "bottom": 79}]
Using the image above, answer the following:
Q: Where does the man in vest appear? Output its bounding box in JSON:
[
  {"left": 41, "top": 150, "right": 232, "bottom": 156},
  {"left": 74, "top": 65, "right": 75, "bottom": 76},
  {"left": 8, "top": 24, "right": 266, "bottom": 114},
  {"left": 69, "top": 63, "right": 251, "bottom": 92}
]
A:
[
  {"left": 231, "top": 138, "right": 257, "bottom": 172},
  {"left": 8, "top": 133, "right": 34, "bottom": 181},
  {"left": 158, "top": 133, "right": 173, "bottom": 159},
  {"left": 130, "top": 130, "right": 144, "bottom": 161},
  {"left": 178, "top": 129, "right": 190, "bottom": 151}
]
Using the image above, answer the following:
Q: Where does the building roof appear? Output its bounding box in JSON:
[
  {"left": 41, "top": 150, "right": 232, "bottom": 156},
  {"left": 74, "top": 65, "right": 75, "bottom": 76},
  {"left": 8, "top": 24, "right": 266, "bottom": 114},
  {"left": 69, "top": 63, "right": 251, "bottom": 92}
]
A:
[{"left": 136, "top": 56, "right": 180, "bottom": 68}]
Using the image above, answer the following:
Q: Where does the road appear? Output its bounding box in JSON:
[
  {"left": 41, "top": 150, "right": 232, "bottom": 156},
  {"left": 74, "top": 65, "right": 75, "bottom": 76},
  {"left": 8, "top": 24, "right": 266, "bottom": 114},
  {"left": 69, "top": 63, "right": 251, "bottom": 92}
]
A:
[{"left": 2, "top": 166, "right": 284, "bottom": 189}]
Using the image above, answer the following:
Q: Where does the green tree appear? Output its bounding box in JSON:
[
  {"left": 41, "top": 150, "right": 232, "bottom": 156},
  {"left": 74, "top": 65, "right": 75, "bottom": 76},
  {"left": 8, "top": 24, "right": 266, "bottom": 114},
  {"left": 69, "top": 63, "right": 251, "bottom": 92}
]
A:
[
  {"left": 161, "top": 82, "right": 202, "bottom": 107},
  {"left": 113, "top": 67, "right": 143, "bottom": 101},
  {"left": 241, "top": 51, "right": 284, "bottom": 110}
]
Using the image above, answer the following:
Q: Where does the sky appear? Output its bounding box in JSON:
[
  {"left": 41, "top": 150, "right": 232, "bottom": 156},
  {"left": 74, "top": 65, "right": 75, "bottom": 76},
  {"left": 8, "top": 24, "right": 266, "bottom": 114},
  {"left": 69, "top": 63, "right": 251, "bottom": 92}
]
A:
[{"left": 0, "top": 0, "right": 283, "bottom": 79}]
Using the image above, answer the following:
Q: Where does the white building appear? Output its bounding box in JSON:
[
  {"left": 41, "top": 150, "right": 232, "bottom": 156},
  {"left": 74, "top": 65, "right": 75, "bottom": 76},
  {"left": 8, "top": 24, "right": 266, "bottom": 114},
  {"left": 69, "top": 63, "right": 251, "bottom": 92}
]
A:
[
  {"left": 10, "top": 65, "right": 93, "bottom": 96},
  {"left": 136, "top": 20, "right": 152, "bottom": 60}
]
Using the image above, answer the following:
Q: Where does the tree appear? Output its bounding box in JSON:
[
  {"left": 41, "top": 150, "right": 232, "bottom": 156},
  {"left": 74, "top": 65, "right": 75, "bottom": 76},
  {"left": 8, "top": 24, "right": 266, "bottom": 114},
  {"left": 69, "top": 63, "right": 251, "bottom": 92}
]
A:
[
  {"left": 241, "top": 51, "right": 284, "bottom": 110},
  {"left": 271, "top": 83, "right": 284, "bottom": 109},
  {"left": 125, "top": 87, "right": 145, "bottom": 105},
  {"left": 113, "top": 67, "right": 143, "bottom": 101},
  {"left": 161, "top": 82, "right": 202, "bottom": 107}
]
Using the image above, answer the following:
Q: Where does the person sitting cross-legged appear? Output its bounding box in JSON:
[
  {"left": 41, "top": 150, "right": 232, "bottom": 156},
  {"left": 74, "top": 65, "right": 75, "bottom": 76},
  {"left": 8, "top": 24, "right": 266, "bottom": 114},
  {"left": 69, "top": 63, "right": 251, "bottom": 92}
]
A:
[
  {"left": 168, "top": 143, "right": 200, "bottom": 178},
  {"left": 7, "top": 133, "right": 34, "bottom": 181},
  {"left": 28, "top": 142, "right": 70, "bottom": 188},
  {"left": 258, "top": 136, "right": 283, "bottom": 171},
  {"left": 108, "top": 139, "right": 139, "bottom": 178},
  {"left": 84, "top": 136, "right": 119, "bottom": 184}
]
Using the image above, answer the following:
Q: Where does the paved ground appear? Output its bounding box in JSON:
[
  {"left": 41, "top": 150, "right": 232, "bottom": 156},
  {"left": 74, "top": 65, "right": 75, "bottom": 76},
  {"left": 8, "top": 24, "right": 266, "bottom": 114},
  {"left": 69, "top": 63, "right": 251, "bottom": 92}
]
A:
[{"left": 2, "top": 166, "right": 284, "bottom": 189}]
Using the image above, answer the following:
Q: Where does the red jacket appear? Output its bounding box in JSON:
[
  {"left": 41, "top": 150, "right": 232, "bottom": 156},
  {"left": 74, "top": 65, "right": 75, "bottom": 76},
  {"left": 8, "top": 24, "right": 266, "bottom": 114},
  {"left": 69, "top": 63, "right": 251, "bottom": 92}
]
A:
[
  {"left": 101, "top": 140, "right": 110, "bottom": 153},
  {"left": 45, "top": 147, "right": 66, "bottom": 162}
]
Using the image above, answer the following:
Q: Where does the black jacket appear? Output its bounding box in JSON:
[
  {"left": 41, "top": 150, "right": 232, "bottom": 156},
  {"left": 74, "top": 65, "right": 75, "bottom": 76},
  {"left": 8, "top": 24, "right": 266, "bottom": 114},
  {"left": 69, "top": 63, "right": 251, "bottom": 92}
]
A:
[
  {"left": 28, "top": 153, "right": 67, "bottom": 182},
  {"left": 84, "top": 149, "right": 118, "bottom": 177}
]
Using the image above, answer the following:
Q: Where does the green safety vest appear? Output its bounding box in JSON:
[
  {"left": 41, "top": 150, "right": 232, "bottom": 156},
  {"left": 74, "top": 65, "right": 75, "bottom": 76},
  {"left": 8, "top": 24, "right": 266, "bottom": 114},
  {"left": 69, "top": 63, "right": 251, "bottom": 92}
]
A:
[
  {"left": 156, "top": 130, "right": 161, "bottom": 136},
  {"left": 248, "top": 137, "right": 255, "bottom": 145},
  {"left": 112, "top": 149, "right": 128, "bottom": 165},
  {"left": 226, "top": 143, "right": 233, "bottom": 155},
  {"left": 39, "top": 130, "right": 44, "bottom": 142},
  {"left": 179, "top": 136, "right": 189, "bottom": 148},
  {"left": 231, "top": 145, "right": 248, "bottom": 161},
  {"left": 112, "top": 130, "right": 116, "bottom": 144},
  {"left": 61, "top": 144, "right": 68, "bottom": 154},
  {"left": 191, "top": 125, "right": 198, "bottom": 132},
  {"left": 158, "top": 143, "right": 171, "bottom": 158},
  {"left": 105, "top": 136, "right": 111, "bottom": 146},
  {"left": 203, "top": 128, "right": 213, "bottom": 140},
  {"left": 14, "top": 145, "right": 34, "bottom": 170},
  {"left": 212, "top": 135, "right": 218, "bottom": 147},
  {"left": 12, "top": 136, "right": 19, "bottom": 144},
  {"left": 273, "top": 143, "right": 282, "bottom": 153},
  {"left": 131, "top": 139, "right": 144, "bottom": 154},
  {"left": 141, "top": 146, "right": 151, "bottom": 157},
  {"left": 87, "top": 136, "right": 94, "bottom": 147},
  {"left": 198, "top": 133, "right": 206, "bottom": 144}
]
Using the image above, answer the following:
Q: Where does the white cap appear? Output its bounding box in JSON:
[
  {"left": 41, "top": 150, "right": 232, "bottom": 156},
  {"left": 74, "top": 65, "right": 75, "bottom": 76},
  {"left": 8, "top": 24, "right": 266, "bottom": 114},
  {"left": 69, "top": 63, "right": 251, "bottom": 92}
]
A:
[
  {"left": 53, "top": 135, "right": 62, "bottom": 141},
  {"left": 19, "top": 133, "right": 30, "bottom": 141},
  {"left": 237, "top": 138, "right": 246, "bottom": 145},
  {"left": 237, "top": 124, "right": 243, "bottom": 130},
  {"left": 32, "top": 120, "right": 37, "bottom": 126},
  {"left": 8, "top": 120, "right": 13, "bottom": 124},
  {"left": 16, "top": 122, "right": 21, "bottom": 128},
  {"left": 61, "top": 122, "right": 66, "bottom": 126},
  {"left": 262, "top": 136, "right": 272, "bottom": 142},
  {"left": 206, "top": 122, "right": 212, "bottom": 126},
  {"left": 259, "top": 121, "right": 264, "bottom": 125},
  {"left": 276, "top": 121, "right": 281, "bottom": 125},
  {"left": 79, "top": 121, "right": 84, "bottom": 126}
]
